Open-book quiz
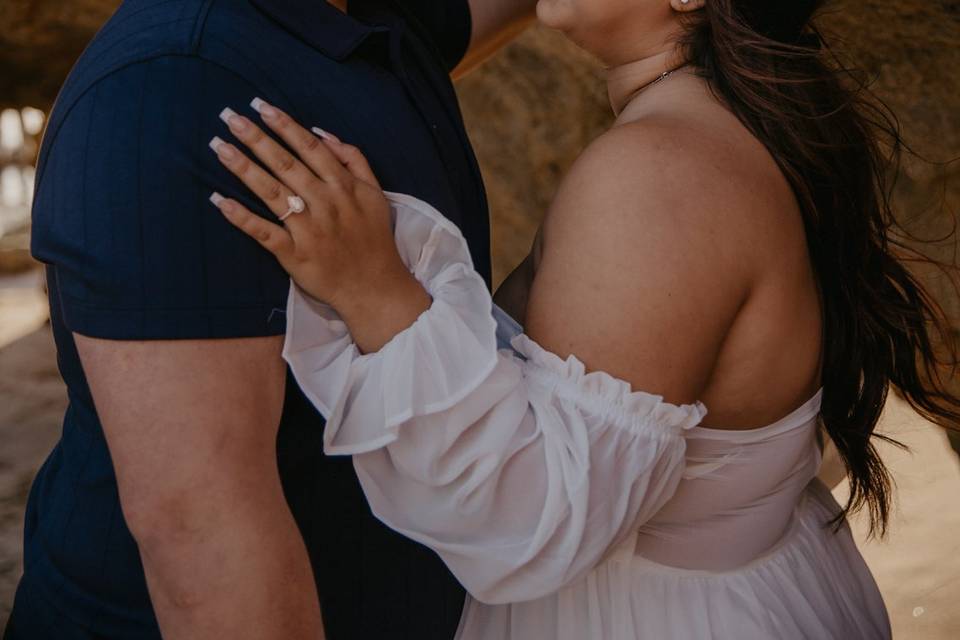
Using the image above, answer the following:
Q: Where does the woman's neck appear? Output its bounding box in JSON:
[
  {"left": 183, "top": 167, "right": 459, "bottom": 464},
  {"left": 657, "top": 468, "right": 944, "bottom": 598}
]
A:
[
  {"left": 328, "top": 0, "right": 348, "bottom": 12},
  {"left": 606, "top": 50, "right": 685, "bottom": 117}
]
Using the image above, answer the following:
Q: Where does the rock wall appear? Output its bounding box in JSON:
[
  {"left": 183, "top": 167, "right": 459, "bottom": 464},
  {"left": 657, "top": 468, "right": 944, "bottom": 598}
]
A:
[
  {"left": 823, "top": 0, "right": 960, "bottom": 331},
  {"left": 0, "top": 0, "right": 119, "bottom": 109},
  {"left": 455, "top": 27, "right": 612, "bottom": 282}
]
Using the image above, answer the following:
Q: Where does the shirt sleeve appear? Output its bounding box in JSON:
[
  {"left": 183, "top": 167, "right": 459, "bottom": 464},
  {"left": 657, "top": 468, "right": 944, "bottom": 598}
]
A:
[
  {"left": 282, "top": 193, "right": 709, "bottom": 604},
  {"left": 395, "top": 0, "right": 473, "bottom": 71},
  {"left": 31, "top": 55, "right": 298, "bottom": 340}
]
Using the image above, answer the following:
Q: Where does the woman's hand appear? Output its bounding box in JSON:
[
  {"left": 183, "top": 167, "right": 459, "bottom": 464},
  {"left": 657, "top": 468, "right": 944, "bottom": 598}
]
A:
[{"left": 208, "top": 98, "right": 432, "bottom": 353}]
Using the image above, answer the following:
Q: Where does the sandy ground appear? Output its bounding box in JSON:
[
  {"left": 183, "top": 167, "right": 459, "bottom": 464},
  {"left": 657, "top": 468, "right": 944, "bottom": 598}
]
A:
[
  {"left": 843, "top": 398, "right": 960, "bottom": 637},
  {"left": 0, "top": 268, "right": 65, "bottom": 625},
  {"left": 0, "top": 270, "right": 958, "bottom": 636}
]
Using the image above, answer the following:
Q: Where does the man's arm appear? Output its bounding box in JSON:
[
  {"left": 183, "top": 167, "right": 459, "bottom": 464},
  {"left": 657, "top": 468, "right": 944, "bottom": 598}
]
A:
[
  {"left": 453, "top": 0, "right": 539, "bottom": 78},
  {"left": 77, "top": 335, "right": 324, "bottom": 639}
]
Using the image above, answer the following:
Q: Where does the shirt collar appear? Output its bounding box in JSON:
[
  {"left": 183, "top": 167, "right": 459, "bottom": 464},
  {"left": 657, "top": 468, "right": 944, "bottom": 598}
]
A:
[{"left": 248, "top": 0, "right": 391, "bottom": 61}]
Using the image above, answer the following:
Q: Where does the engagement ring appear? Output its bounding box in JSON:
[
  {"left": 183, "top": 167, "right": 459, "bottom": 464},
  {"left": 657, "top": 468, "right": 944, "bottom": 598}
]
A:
[{"left": 280, "top": 195, "right": 306, "bottom": 221}]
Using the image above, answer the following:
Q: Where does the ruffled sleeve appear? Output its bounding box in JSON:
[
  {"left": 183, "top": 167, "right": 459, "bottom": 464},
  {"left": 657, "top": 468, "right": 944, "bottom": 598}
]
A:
[
  {"left": 283, "top": 192, "right": 708, "bottom": 604},
  {"left": 282, "top": 193, "right": 500, "bottom": 454}
]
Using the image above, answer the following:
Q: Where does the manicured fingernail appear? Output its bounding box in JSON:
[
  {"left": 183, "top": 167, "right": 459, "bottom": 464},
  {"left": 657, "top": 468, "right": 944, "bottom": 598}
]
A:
[
  {"left": 311, "top": 127, "right": 340, "bottom": 143},
  {"left": 209, "top": 136, "right": 236, "bottom": 160},
  {"left": 210, "top": 192, "right": 236, "bottom": 215},
  {"left": 219, "top": 107, "right": 248, "bottom": 132},
  {"left": 251, "top": 97, "right": 279, "bottom": 121}
]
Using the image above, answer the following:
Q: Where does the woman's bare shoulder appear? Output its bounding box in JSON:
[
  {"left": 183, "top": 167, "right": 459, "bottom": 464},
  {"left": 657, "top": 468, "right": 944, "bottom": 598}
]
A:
[
  {"left": 542, "top": 111, "right": 802, "bottom": 279},
  {"left": 525, "top": 118, "right": 773, "bottom": 403}
]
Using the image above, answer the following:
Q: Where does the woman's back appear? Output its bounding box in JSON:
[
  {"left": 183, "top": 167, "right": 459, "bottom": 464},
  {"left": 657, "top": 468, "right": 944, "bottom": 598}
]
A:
[
  {"left": 492, "top": 291, "right": 826, "bottom": 574},
  {"left": 505, "top": 69, "right": 825, "bottom": 433},
  {"left": 454, "top": 289, "right": 886, "bottom": 640}
]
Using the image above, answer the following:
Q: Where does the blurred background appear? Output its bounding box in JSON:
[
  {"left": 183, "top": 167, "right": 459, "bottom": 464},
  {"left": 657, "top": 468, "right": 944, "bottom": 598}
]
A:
[{"left": 1, "top": 0, "right": 959, "bottom": 636}]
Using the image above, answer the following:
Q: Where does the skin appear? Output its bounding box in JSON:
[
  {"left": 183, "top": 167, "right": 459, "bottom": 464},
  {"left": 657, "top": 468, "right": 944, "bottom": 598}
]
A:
[
  {"left": 215, "top": 0, "right": 824, "bottom": 432},
  {"left": 77, "top": 335, "right": 323, "bottom": 640},
  {"left": 75, "top": 2, "right": 536, "bottom": 638}
]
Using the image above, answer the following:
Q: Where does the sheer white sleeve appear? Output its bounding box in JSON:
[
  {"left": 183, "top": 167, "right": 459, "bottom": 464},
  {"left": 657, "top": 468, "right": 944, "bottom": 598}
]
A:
[{"left": 283, "top": 192, "right": 708, "bottom": 605}]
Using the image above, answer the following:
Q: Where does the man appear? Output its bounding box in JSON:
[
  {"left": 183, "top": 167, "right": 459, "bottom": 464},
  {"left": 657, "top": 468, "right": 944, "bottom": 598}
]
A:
[{"left": 3, "top": 1, "right": 535, "bottom": 638}]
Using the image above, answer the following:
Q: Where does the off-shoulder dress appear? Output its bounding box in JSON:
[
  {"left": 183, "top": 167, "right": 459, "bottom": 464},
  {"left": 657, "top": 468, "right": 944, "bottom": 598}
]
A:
[{"left": 282, "top": 193, "right": 891, "bottom": 640}]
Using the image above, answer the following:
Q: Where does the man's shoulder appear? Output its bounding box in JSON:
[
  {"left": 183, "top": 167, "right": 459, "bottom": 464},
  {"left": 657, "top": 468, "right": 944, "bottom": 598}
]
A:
[
  {"left": 63, "top": 0, "right": 212, "bottom": 89},
  {"left": 46, "top": 0, "right": 288, "bottom": 137},
  {"left": 39, "top": 1, "right": 285, "bottom": 182},
  {"left": 42, "top": 1, "right": 209, "bottom": 168}
]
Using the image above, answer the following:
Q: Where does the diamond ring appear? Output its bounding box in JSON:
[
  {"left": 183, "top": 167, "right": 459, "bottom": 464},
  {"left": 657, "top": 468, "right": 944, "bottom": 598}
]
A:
[{"left": 279, "top": 195, "right": 306, "bottom": 221}]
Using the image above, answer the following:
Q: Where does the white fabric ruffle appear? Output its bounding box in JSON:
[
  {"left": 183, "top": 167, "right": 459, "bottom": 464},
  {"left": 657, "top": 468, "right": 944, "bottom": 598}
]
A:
[{"left": 513, "top": 333, "right": 706, "bottom": 435}]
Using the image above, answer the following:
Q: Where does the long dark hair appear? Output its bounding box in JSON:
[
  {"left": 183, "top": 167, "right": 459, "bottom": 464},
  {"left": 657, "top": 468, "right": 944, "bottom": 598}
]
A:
[{"left": 681, "top": 0, "right": 960, "bottom": 535}]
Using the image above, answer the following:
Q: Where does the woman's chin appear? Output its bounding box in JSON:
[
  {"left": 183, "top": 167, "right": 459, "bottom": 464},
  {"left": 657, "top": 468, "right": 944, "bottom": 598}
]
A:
[
  {"left": 535, "top": 0, "right": 600, "bottom": 55},
  {"left": 535, "top": 0, "right": 573, "bottom": 32}
]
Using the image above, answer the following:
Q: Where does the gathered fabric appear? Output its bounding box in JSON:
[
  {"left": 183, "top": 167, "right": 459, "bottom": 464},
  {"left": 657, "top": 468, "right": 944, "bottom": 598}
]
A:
[{"left": 283, "top": 192, "right": 890, "bottom": 639}]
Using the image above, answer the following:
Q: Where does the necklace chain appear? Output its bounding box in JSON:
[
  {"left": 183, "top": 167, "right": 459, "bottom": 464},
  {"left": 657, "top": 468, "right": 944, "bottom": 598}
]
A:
[
  {"left": 648, "top": 70, "right": 673, "bottom": 89},
  {"left": 640, "top": 64, "right": 687, "bottom": 95},
  {"left": 619, "top": 64, "right": 688, "bottom": 113}
]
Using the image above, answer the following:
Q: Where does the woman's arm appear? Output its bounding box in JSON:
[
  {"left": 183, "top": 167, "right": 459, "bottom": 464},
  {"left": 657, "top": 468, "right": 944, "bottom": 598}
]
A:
[
  {"left": 273, "top": 197, "right": 706, "bottom": 602},
  {"left": 206, "top": 104, "right": 746, "bottom": 602}
]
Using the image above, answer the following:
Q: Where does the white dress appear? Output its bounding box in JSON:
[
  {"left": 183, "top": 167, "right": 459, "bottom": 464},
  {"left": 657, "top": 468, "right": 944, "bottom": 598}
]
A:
[{"left": 283, "top": 192, "right": 891, "bottom": 639}]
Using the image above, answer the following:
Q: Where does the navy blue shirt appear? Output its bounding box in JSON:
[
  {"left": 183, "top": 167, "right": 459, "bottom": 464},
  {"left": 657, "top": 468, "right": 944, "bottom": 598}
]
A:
[{"left": 9, "top": 1, "right": 489, "bottom": 638}]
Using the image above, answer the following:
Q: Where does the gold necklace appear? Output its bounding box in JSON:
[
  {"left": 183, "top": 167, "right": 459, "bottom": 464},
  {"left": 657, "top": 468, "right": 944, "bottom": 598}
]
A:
[
  {"left": 630, "top": 64, "right": 687, "bottom": 100},
  {"left": 620, "top": 63, "right": 689, "bottom": 110}
]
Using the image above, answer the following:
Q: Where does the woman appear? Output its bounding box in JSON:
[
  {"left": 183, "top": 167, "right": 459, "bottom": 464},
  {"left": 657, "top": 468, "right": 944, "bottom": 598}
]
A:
[{"left": 207, "top": 0, "right": 958, "bottom": 637}]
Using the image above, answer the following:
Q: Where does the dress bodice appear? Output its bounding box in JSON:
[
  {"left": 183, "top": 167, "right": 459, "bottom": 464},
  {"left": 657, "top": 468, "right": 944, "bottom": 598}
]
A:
[
  {"left": 493, "top": 303, "right": 824, "bottom": 571},
  {"left": 639, "top": 391, "right": 822, "bottom": 570}
]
